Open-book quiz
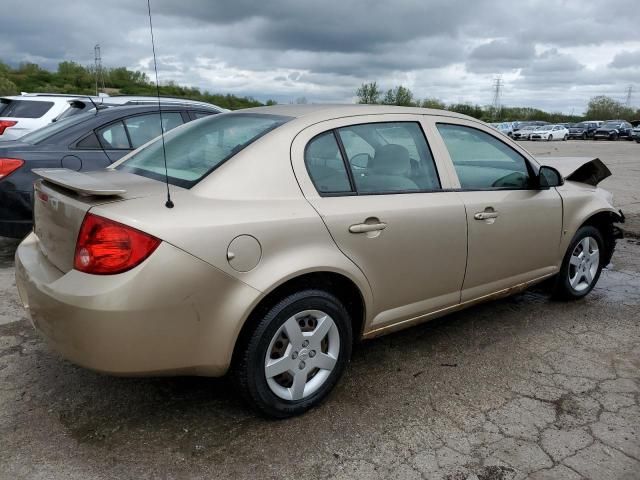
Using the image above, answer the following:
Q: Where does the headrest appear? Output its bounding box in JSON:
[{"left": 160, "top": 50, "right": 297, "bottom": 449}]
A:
[{"left": 371, "top": 144, "right": 410, "bottom": 175}]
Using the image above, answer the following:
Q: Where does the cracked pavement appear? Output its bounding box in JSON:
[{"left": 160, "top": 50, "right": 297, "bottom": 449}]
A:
[{"left": 1, "top": 141, "right": 639, "bottom": 480}]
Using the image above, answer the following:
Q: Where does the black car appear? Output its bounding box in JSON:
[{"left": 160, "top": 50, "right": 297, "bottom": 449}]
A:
[
  {"left": 593, "top": 120, "right": 634, "bottom": 140},
  {"left": 567, "top": 121, "right": 600, "bottom": 139},
  {"left": 0, "top": 104, "right": 219, "bottom": 238}
]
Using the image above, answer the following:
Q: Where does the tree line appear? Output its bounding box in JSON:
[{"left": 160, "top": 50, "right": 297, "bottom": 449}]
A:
[
  {"left": 356, "top": 81, "right": 640, "bottom": 123},
  {"left": 0, "top": 60, "right": 270, "bottom": 110}
]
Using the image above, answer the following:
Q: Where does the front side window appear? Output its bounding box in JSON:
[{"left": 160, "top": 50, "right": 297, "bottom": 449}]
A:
[
  {"left": 118, "top": 113, "right": 290, "bottom": 188},
  {"left": 337, "top": 122, "right": 440, "bottom": 193},
  {"left": 124, "top": 112, "right": 184, "bottom": 148},
  {"left": 437, "top": 123, "right": 531, "bottom": 189}
]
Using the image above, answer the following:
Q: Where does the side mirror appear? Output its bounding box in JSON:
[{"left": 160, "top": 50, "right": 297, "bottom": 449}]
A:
[{"left": 538, "top": 165, "right": 563, "bottom": 189}]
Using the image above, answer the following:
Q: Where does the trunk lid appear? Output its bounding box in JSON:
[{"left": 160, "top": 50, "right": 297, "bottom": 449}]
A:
[{"left": 32, "top": 168, "right": 165, "bottom": 273}]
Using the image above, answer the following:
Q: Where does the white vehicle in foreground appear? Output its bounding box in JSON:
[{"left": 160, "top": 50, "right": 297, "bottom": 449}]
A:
[{"left": 529, "top": 125, "right": 569, "bottom": 141}]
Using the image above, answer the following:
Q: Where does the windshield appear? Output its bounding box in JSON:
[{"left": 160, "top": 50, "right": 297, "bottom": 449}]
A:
[
  {"left": 117, "top": 113, "right": 291, "bottom": 188},
  {"left": 20, "top": 111, "right": 96, "bottom": 144}
]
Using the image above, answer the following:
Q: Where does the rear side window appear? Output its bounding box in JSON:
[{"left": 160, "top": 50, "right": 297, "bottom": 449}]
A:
[
  {"left": 124, "top": 112, "right": 184, "bottom": 148},
  {"left": 0, "top": 99, "right": 54, "bottom": 118},
  {"left": 305, "top": 132, "right": 352, "bottom": 194},
  {"left": 437, "top": 123, "right": 531, "bottom": 189},
  {"left": 97, "top": 121, "right": 130, "bottom": 149},
  {"left": 337, "top": 122, "right": 440, "bottom": 193},
  {"left": 118, "top": 113, "right": 290, "bottom": 188},
  {"left": 192, "top": 111, "right": 216, "bottom": 119}
]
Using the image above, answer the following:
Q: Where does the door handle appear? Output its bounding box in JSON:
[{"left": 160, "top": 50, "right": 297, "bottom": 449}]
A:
[
  {"left": 349, "top": 222, "right": 387, "bottom": 233},
  {"left": 474, "top": 211, "right": 499, "bottom": 220}
]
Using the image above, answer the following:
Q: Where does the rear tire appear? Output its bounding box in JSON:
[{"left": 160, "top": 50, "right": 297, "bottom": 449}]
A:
[
  {"left": 563, "top": 134, "right": 568, "bottom": 141},
  {"left": 582, "top": 132, "right": 587, "bottom": 140},
  {"left": 552, "top": 226, "right": 605, "bottom": 300},
  {"left": 233, "top": 289, "right": 352, "bottom": 418}
]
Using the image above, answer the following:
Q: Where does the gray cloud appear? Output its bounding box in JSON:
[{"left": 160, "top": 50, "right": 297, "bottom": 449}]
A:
[
  {"left": 609, "top": 50, "right": 640, "bottom": 69},
  {"left": 1, "top": 0, "right": 639, "bottom": 113}
]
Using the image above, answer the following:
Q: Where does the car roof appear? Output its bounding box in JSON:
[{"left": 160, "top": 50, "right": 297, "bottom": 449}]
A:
[{"left": 238, "top": 104, "right": 477, "bottom": 123}]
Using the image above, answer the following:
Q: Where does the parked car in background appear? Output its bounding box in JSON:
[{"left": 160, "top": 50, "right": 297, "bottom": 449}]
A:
[
  {"left": 54, "top": 95, "right": 227, "bottom": 121},
  {"left": 512, "top": 124, "right": 540, "bottom": 140},
  {"left": 593, "top": 120, "right": 634, "bottom": 140},
  {"left": 568, "top": 121, "right": 601, "bottom": 140},
  {"left": 0, "top": 103, "right": 220, "bottom": 238},
  {"left": 0, "top": 93, "right": 102, "bottom": 141},
  {"left": 632, "top": 125, "right": 640, "bottom": 143},
  {"left": 529, "top": 124, "right": 569, "bottom": 141},
  {"left": 14, "top": 105, "right": 623, "bottom": 417},
  {"left": 490, "top": 122, "right": 515, "bottom": 137}
]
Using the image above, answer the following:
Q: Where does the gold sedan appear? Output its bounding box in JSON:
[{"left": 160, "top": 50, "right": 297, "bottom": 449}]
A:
[{"left": 15, "top": 105, "right": 623, "bottom": 417}]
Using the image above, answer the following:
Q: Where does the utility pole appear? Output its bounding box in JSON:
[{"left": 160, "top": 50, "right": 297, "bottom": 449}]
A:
[
  {"left": 94, "top": 44, "right": 105, "bottom": 95},
  {"left": 624, "top": 85, "right": 633, "bottom": 107},
  {"left": 492, "top": 76, "right": 503, "bottom": 120}
]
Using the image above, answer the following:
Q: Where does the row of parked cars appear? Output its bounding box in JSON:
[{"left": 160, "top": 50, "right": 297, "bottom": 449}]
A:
[
  {"left": 0, "top": 92, "right": 226, "bottom": 238},
  {"left": 491, "top": 120, "right": 640, "bottom": 142}
]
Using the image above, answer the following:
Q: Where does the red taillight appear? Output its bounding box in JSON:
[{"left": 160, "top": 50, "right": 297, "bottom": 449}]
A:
[
  {"left": 0, "top": 158, "right": 24, "bottom": 179},
  {"left": 74, "top": 213, "right": 161, "bottom": 275},
  {"left": 0, "top": 120, "right": 17, "bottom": 135}
]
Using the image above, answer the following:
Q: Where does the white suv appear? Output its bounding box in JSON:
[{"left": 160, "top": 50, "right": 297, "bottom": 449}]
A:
[{"left": 0, "top": 94, "right": 102, "bottom": 142}]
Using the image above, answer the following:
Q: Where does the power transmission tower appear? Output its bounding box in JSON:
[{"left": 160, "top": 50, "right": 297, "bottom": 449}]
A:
[
  {"left": 94, "top": 44, "right": 106, "bottom": 95},
  {"left": 624, "top": 85, "right": 633, "bottom": 107},
  {"left": 491, "top": 76, "right": 503, "bottom": 120}
]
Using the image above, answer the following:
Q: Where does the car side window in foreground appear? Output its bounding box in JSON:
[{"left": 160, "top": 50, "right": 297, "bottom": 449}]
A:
[
  {"left": 305, "top": 132, "right": 353, "bottom": 194},
  {"left": 436, "top": 123, "right": 531, "bottom": 189},
  {"left": 337, "top": 122, "right": 440, "bottom": 193},
  {"left": 124, "top": 112, "right": 184, "bottom": 148}
]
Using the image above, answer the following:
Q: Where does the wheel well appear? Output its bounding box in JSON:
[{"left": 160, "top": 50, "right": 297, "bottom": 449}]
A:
[
  {"left": 232, "top": 272, "right": 366, "bottom": 363},
  {"left": 581, "top": 211, "right": 623, "bottom": 265}
]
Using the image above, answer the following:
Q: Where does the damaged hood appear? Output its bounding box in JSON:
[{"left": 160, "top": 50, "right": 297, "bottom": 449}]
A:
[{"left": 535, "top": 157, "right": 611, "bottom": 186}]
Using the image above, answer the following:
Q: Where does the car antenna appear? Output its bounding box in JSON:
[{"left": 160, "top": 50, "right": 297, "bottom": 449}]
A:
[{"left": 147, "top": 0, "right": 174, "bottom": 209}]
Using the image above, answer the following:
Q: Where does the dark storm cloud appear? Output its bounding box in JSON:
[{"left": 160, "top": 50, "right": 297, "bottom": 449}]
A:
[{"left": 2, "top": 0, "right": 640, "bottom": 112}]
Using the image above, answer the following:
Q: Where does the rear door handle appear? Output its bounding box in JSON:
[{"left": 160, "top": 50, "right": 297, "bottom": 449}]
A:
[
  {"left": 349, "top": 222, "right": 387, "bottom": 233},
  {"left": 474, "top": 211, "right": 499, "bottom": 220}
]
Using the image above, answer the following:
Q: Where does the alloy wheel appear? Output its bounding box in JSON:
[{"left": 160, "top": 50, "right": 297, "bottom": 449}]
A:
[
  {"left": 264, "top": 310, "right": 340, "bottom": 401},
  {"left": 568, "top": 236, "right": 599, "bottom": 292}
]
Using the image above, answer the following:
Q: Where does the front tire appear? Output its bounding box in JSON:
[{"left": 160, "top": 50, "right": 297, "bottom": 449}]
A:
[
  {"left": 547, "top": 134, "right": 553, "bottom": 141},
  {"left": 552, "top": 226, "right": 604, "bottom": 300},
  {"left": 233, "top": 289, "right": 353, "bottom": 418},
  {"left": 610, "top": 133, "right": 618, "bottom": 141},
  {"left": 582, "top": 132, "right": 587, "bottom": 140}
]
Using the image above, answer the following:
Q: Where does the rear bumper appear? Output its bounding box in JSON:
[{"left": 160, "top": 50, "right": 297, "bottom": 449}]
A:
[{"left": 15, "top": 233, "right": 262, "bottom": 376}]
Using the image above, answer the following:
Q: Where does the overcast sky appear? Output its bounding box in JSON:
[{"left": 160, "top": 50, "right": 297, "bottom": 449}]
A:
[{"left": 2, "top": 0, "right": 639, "bottom": 113}]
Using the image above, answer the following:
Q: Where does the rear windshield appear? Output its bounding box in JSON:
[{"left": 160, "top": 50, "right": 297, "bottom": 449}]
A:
[
  {"left": 19, "top": 111, "right": 96, "bottom": 144},
  {"left": 0, "top": 99, "right": 54, "bottom": 118},
  {"left": 117, "top": 113, "right": 291, "bottom": 188}
]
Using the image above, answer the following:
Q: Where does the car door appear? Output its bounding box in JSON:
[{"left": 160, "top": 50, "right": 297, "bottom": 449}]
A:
[
  {"left": 430, "top": 118, "right": 562, "bottom": 302},
  {"left": 291, "top": 116, "right": 468, "bottom": 333}
]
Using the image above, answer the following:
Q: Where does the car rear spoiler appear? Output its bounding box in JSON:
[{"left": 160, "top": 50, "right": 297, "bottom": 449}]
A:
[
  {"left": 32, "top": 168, "right": 127, "bottom": 196},
  {"left": 535, "top": 157, "right": 611, "bottom": 186}
]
